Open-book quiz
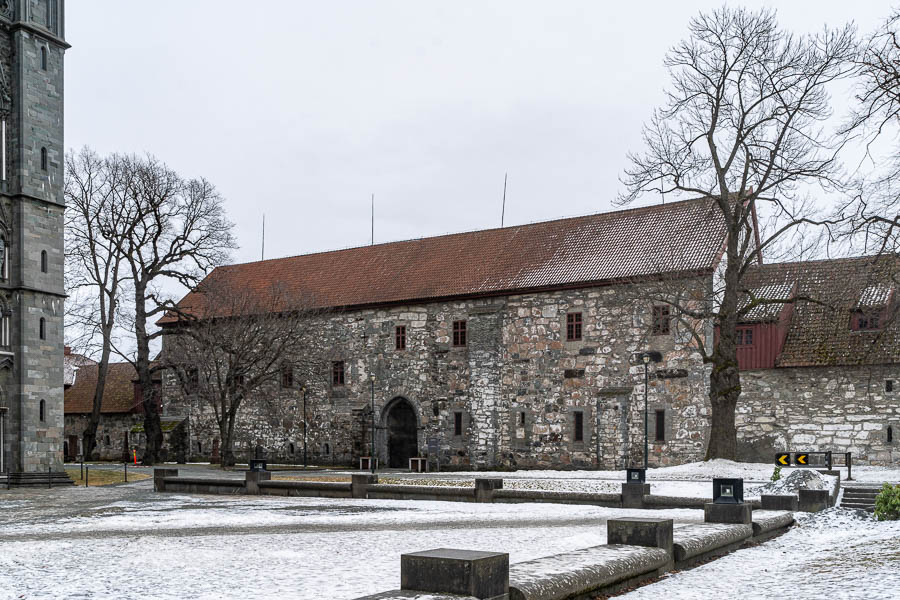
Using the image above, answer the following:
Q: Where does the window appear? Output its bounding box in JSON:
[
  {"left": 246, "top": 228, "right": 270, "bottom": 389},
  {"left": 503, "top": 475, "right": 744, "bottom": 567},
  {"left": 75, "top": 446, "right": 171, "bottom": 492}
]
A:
[
  {"left": 39, "top": 399, "right": 45, "bottom": 422},
  {"left": 395, "top": 325, "right": 406, "bottom": 350},
  {"left": 332, "top": 361, "right": 345, "bottom": 386},
  {"left": 289, "top": 443, "right": 295, "bottom": 455},
  {"left": 104, "top": 435, "right": 110, "bottom": 446},
  {"left": 519, "top": 411, "right": 526, "bottom": 426},
  {"left": 887, "top": 380, "right": 894, "bottom": 393},
  {"left": 233, "top": 374, "right": 244, "bottom": 387},
  {"left": 40, "top": 146, "right": 47, "bottom": 171},
  {"left": 888, "top": 426, "right": 893, "bottom": 443},
  {"left": 0, "top": 236, "right": 6, "bottom": 279},
  {"left": 186, "top": 367, "right": 199, "bottom": 393},
  {"left": 197, "top": 441, "right": 202, "bottom": 453},
  {"left": 281, "top": 364, "right": 294, "bottom": 388},
  {"left": 574, "top": 411, "right": 584, "bottom": 442},
  {"left": 454, "top": 411, "right": 463, "bottom": 436},
  {"left": 854, "top": 312, "right": 881, "bottom": 331},
  {"left": 566, "top": 312, "right": 583, "bottom": 341},
  {"left": 452, "top": 320, "right": 467, "bottom": 347},
  {"left": 736, "top": 328, "right": 753, "bottom": 346},
  {"left": 1, "top": 312, "right": 9, "bottom": 347},
  {"left": 655, "top": 409, "right": 666, "bottom": 442},
  {"left": 39, "top": 317, "right": 45, "bottom": 340},
  {"left": 652, "top": 306, "right": 670, "bottom": 335},
  {"left": 40, "top": 250, "right": 47, "bottom": 273},
  {"left": 40, "top": 46, "right": 47, "bottom": 71}
]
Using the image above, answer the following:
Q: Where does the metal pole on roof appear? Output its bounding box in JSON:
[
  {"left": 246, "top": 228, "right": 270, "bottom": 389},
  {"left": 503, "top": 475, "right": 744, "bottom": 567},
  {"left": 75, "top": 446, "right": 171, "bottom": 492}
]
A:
[
  {"left": 501, "top": 173, "right": 507, "bottom": 227},
  {"left": 261, "top": 214, "right": 265, "bottom": 260},
  {"left": 371, "top": 194, "right": 374, "bottom": 246}
]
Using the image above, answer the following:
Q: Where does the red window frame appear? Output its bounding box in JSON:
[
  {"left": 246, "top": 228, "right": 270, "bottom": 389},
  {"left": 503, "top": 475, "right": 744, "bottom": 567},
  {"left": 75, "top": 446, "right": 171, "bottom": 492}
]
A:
[
  {"left": 853, "top": 312, "right": 881, "bottom": 331},
  {"left": 736, "top": 328, "right": 754, "bottom": 346},
  {"left": 452, "top": 320, "right": 467, "bottom": 347},
  {"left": 566, "top": 312, "right": 583, "bottom": 341},
  {"left": 652, "top": 306, "right": 670, "bottom": 335},
  {"left": 395, "top": 325, "right": 406, "bottom": 350},
  {"left": 332, "top": 361, "right": 345, "bottom": 386}
]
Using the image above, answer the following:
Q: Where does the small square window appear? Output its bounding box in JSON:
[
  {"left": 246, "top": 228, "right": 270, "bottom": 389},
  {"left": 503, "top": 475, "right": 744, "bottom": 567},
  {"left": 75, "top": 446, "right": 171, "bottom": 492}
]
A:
[
  {"left": 395, "top": 325, "right": 406, "bottom": 350},
  {"left": 454, "top": 411, "right": 463, "bottom": 436},
  {"left": 652, "top": 306, "right": 670, "bottom": 335},
  {"left": 452, "top": 320, "right": 467, "bottom": 347},
  {"left": 332, "top": 361, "right": 345, "bottom": 386},
  {"left": 566, "top": 312, "right": 583, "bottom": 341}
]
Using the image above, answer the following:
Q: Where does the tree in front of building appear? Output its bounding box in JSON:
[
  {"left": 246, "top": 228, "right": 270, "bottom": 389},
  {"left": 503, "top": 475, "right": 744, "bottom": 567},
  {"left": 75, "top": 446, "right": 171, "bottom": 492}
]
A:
[
  {"left": 620, "top": 8, "right": 855, "bottom": 459},
  {"left": 106, "top": 154, "right": 236, "bottom": 465},
  {"left": 162, "top": 277, "right": 328, "bottom": 467}
]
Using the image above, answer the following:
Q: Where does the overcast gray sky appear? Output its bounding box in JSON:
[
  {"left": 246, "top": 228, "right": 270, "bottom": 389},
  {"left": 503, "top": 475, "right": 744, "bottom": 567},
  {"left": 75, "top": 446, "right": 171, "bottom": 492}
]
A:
[{"left": 65, "top": 1, "right": 890, "bottom": 267}]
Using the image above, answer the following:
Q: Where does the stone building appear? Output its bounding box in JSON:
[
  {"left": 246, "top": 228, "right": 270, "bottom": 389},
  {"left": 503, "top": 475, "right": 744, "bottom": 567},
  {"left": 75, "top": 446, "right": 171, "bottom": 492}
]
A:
[
  {"left": 0, "top": 1, "right": 67, "bottom": 477},
  {"left": 162, "top": 198, "right": 725, "bottom": 469},
  {"left": 736, "top": 256, "right": 900, "bottom": 465}
]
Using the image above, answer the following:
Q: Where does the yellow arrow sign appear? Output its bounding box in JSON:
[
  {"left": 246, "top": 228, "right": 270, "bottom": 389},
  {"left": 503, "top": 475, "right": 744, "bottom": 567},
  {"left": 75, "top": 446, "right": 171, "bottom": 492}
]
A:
[
  {"left": 777, "top": 454, "right": 789, "bottom": 466},
  {"left": 795, "top": 454, "right": 808, "bottom": 465}
]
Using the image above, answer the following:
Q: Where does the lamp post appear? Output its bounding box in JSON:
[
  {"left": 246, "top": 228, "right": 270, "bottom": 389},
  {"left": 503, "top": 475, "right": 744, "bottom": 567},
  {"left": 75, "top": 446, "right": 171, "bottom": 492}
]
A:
[
  {"left": 643, "top": 354, "right": 650, "bottom": 470},
  {"left": 631, "top": 351, "right": 662, "bottom": 471},
  {"left": 369, "top": 374, "right": 376, "bottom": 473},
  {"left": 301, "top": 386, "right": 307, "bottom": 470}
]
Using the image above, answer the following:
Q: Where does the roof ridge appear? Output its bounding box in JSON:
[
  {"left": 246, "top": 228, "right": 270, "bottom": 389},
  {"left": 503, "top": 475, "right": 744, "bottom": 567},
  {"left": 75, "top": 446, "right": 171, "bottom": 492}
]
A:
[
  {"left": 221, "top": 196, "right": 714, "bottom": 269},
  {"left": 750, "top": 254, "right": 897, "bottom": 270}
]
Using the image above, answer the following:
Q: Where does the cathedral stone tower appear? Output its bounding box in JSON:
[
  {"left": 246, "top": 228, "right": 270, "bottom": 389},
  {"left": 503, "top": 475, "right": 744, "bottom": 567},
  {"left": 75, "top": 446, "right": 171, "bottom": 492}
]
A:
[{"left": 0, "top": 0, "right": 67, "bottom": 476}]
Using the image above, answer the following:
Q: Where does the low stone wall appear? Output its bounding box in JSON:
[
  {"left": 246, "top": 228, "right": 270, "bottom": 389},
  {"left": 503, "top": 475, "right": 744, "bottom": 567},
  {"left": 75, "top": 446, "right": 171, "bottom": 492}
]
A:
[
  {"left": 367, "top": 484, "right": 476, "bottom": 502},
  {"left": 162, "top": 477, "right": 245, "bottom": 495},
  {"left": 672, "top": 523, "right": 754, "bottom": 567},
  {"left": 493, "top": 489, "right": 620, "bottom": 507},
  {"left": 258, "top": 480, "right": 351, "bottom": 498}
]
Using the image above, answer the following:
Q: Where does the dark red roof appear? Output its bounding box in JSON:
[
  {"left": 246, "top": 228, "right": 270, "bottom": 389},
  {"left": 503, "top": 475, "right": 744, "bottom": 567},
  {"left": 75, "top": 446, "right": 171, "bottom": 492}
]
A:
[
  {"left": 65, "top": 362, "right": 140, "bottom": 414},
  {"left": 742, "top": 255, "right": 900, "bottom": 367},
  {"left": 166, "top": 198, "right": 727, "bottom": 321}
]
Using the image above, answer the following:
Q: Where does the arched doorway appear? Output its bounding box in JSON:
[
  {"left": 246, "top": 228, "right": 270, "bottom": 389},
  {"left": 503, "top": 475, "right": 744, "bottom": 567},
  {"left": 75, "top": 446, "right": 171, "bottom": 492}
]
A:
[{"left": 386, "top": 398, "right": 418, "bottom": 468}]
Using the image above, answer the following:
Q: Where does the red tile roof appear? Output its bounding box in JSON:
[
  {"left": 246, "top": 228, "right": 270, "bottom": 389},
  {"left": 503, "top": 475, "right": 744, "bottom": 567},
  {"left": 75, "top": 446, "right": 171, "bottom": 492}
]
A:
[
  {"left": 165, "top": 197, "right": 727, "bottom": 321},
  {"left": 64, "top": 362, "right": 139, "bottom": 414},
  {"left": 742, "top": 255, "right": 900, "bottom": 367}
]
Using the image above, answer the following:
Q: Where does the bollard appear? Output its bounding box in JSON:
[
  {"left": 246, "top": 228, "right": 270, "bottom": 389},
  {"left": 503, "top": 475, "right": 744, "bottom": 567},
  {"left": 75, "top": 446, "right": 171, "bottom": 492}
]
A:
[
  {"left": 80, "top": 458, "right": 83, "bottom": 481},
  {"left": 621, "top": 482, "right": 650, "bottom": 509},
  {"left": 761, "top": 494, "right": 799, "bottom": 511},
  {"left": 153, "top": 468, "right": 179, "bottom": 492},
  {"left": 607, "top": 518, "right": 674, "bottom": 570},
  {"left": 124, "top": 462, "right": 127, "bottom": 483},
  {"left": 798, "top": 488, "right": 830, "bottom": 513},
  {"left": 85, "top": 466, "right": 89, "bottom": 487},
  {"left": 401, "top": 549, "right": 509, "bottom": 599},
  {"left": 351, "top": 473, "right": 377, "bottom": 499},
  {"left": 475, "top": 478, "right": 503, "bottom": 503},
  {"left": 245, "top": 469, "right": 271, "bottom": 494}
]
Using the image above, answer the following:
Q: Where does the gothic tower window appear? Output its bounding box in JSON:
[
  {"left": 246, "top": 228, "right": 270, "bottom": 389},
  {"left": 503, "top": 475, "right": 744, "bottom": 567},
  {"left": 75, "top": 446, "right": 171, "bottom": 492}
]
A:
[
  {"left": 39, "top": 317, "right": 46, "bottom": 340},
  {"left": 41, "top": 250, "right": 47, "bottom": 273},
  {"left": 40, "top": 46, "right": 47, "bottom": 71},
  {"left": 0, "top": 310, "right": 8, "bottom": 347},
  {"left": 40, "top": 146, "right": 48, "bottom": 171},
  {"left": 0, "top": 236, "right": 6, "bottom": 279}
]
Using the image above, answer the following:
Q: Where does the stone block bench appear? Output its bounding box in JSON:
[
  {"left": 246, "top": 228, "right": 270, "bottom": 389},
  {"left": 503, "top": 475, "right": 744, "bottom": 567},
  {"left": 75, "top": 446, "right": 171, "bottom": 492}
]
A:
[
  {"left": 366, "top": 484, "right": 476, "bottom": 502},
  {"left": 492, "top": 489, "right": 621, "bottom": 507},
  {"left": 508, "top": 544, "right": 669, "bottom": 600},
  {"left": 672, "top": 523, "right": 753, "bottom": 567},
  {"left": 360, "top": 592, "right": 479, "bottom": 599},
  {"left": 750, "top": 510, "right": 795, "bottom": 542},
  {"left": 257, "top": 480, "right": 351, "bottom": 498},
  {"left": 161, "top": 477, "right": 244, "bottom": 495}
]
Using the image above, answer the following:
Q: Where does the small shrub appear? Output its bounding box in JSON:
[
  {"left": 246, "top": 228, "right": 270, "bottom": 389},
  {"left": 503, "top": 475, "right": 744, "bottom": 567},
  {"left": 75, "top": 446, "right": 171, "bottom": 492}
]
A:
[
  {"left": 874, "top": 483, "right": 900, "bottom": 521},
  {"left": 771, "top": 465, "right": 782, "bottom": 482}
]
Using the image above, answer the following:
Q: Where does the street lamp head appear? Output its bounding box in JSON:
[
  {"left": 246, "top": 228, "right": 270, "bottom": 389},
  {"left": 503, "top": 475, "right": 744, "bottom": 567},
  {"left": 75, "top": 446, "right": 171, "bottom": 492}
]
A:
[
  {"left": 642, "top": 355, "right": 650, "bottom": 364},
  {"left": 370, "top": 374, "right": 375, "bottom": 382}
]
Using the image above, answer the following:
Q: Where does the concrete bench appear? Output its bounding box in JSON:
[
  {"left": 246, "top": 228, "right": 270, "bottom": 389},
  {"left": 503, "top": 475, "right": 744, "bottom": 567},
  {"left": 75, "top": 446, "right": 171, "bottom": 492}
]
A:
[
  {"left": 672, "top": 523, "right": 753, "bottom": 567},
  {"left": 366, "top": 484, "right": 475, "bottom": 502},
  {"left": 257, "top": 480, "right": 351, "bottom": 498},
  {"left": 492, "top": 489, "right": 620, "bottom": 507},
  {"left": 508, "top": 545, "right": 669, "bottom": 600},
  {"left": 161, "top": 477, "right": 244, "bottom": 495},
  {"left": 359, "top": 592, "right": 478, "bottom": 600},
  {"left": 751, "top": 510, "right": 795, "bottom": 541}
]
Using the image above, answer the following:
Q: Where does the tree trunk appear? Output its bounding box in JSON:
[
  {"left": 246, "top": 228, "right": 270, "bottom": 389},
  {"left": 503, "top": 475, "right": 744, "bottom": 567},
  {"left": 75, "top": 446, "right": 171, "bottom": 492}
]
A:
[{"left": 135, "top": 281, "right": 163, "bottom": 465}]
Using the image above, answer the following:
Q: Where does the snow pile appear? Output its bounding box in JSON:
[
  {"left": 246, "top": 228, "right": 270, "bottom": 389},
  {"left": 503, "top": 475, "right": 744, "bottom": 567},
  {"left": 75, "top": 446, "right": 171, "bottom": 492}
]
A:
[
  {"left": 651, "top": 459, "right": 774, "bottom": 481},
  {"left": 748, "top": 469, "right": 834, "bottom": 497},
  {"left": 794, "top": 506, "right": 876, "bottom": 528}
]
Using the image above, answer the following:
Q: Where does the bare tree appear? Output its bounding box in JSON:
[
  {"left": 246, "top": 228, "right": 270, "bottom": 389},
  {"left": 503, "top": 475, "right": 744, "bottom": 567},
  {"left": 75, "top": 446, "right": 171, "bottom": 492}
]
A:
[
  {"left": 106, "top": 154, "right": 236, "bottom": 464},
  {"left": 162, "top": 277, "right": 328, "bottom": 466},
  {"left": 841, "top": 9, "right": 900, "bottom": 255},
  {"left": 64, "top": 148, "right": 132, "bottom": 460},
  {"left": 620, "top": 7, "right": 855, "bottom": 459}
]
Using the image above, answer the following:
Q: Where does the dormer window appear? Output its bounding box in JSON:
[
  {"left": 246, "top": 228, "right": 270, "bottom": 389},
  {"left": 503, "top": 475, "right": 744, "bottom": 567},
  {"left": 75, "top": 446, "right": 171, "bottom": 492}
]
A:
[{"left": 852, "top": 312, "right": 881, "bottom": 331}]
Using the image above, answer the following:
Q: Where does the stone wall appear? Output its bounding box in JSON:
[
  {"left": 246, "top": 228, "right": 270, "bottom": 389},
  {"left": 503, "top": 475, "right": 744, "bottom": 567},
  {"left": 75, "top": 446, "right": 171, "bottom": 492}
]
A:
[
  {"left": 162, "top": 280, "right": 713, "bottom": 469},
  {"left": 64, "top": 413, "right": 141, "bottom": 462},
  {"left": 738, "top": 365, "right": 900, "bottom": 465}
]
